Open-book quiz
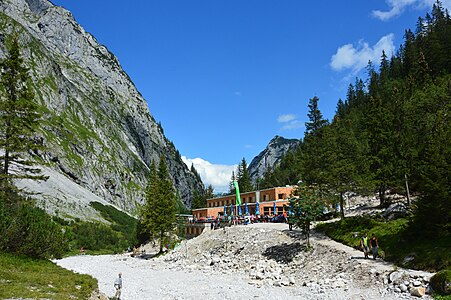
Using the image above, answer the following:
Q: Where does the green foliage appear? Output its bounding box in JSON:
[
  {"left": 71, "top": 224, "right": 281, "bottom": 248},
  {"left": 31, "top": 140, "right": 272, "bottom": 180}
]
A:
[
  {"left": 430, "top": 270, "right": 451, "bottom": 296},
  {"left": 237, "top": 158, "right": 253, "bottom": 193},
  {"left": 89, "top": 201, "right": 138, "bottom": 246},
  {"left": 70, "top": 221, "right": 124, "bottom": 253},
  {"left": 259, "top": 3, "right": 450, "bottom": 238},
  {"left": 191, "top": 184, "right": 215, "bottom": 210},
  {"left": 0, "top": 35, "right": 46, "bottom": 182},
  {"left": 139, "top": 156, "right": 177, "bottom": 253},
  {"left": 0, "top": 191, "right": 66, "bottom": 259},
  {"left": 191, "top": 188, "right": 206, "bottom": 210},
  {"left": 59, "top": 202, "right": 140, "bottom": 254},
  {"left": 0, "top": 252, "right": 97, "bottom": 300},
  {"left": 316, "top": 216, "right": 450, "bottom": 271},
  {"left": 290, "top": 184, "right": 325, "bottom": 247},
  {"left": 228, "top": 158, "right": 253, "bottom": 194}
]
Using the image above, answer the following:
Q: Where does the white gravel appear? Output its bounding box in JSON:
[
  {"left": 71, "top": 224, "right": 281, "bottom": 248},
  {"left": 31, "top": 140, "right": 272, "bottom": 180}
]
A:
[
  {"left": 56, "top": 254, "right": 398, "bottom": 300},
  {"left": 54, "top": 223, "right": 428, "bottom": 300}
]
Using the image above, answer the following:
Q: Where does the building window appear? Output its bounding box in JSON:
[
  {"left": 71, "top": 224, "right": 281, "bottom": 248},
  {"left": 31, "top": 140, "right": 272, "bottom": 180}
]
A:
[{"left": 278, "top": 193, "right": 284, "bottom": 200}]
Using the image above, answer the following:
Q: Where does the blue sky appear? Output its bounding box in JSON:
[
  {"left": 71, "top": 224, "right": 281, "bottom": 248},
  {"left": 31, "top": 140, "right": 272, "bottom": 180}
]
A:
[{"left": 52, "top": 0, "right": 450, "bottom": 193}]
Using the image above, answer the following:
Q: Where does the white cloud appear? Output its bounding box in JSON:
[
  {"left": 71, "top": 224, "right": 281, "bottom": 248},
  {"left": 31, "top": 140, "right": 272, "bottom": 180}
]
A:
[
  {"left": 330, "top": 34, "right": 395, "bottom": 75},
  {"left": 182, "top": 156, "right": 236, "bottom": 193},
  {"left": 372, "top": 0, "right": 417, "bottom": 20},
  {"left": 281, "top": 120, "right": 303, "bottom": 130},
  {"left": 277, "top": 114, "right": 303, "bottom": 131},
  {"left": 372, "top": 0, "right": 451, "bottom": 21},
  {"left": 234, "top": 91, "right": 242, "bottom": 96},
  {"left": 277, "top": 114, "right": 297, "bottom": 123}
]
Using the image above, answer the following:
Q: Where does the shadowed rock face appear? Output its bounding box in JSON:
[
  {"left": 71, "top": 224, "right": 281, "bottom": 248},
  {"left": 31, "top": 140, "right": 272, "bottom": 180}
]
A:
[
  {"left": 0, "top": 0, "right": 203, "bottom": 218},
  {"left": 248, "top": 135, "right": 300, "bottom": 184}
]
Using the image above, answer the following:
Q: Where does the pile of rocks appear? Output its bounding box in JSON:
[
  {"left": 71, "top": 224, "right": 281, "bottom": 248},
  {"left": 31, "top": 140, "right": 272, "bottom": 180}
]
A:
[
  {"left": 385, "top": 270, "right": 432, "bottom": 297},
  {"left": 150, "top": 224, "right": 434, "bottom": 299}
]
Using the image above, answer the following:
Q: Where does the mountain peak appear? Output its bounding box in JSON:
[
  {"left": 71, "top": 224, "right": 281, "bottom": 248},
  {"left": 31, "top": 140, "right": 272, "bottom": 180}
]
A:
[{"left": 248, "top": 136, "right": 300, "bottom": 183}]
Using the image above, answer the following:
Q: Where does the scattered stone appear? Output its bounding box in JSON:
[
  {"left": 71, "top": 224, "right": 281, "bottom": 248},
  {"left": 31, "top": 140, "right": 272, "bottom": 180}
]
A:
[
  {"left": 410, "top": 287, "right": 426, "bottom": 297},
  {"left": 389, "top": 271, "right": 409, "bottom": 284},
  {"left": 413, "top": 280, "right": 422, "bottom": 287}
]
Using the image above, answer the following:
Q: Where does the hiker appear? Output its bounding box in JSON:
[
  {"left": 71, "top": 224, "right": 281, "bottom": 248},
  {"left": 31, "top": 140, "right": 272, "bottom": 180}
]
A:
[
  {"left": 360, "top": 233, "right": 369, "bottom": 259},
  {"left": 370, "top": 233, "right": 379, "bottom": 260},
  {"left": 114, "top": 272, "right": 122, "bottom": 299},
  {"left": 210, "top": 220, "right": 214, "bottom": 230}
]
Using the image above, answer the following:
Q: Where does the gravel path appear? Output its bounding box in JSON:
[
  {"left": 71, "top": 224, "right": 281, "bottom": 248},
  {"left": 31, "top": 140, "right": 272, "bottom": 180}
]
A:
[{"left": 55, "top": 223, "right": 433, "bottom": 300}]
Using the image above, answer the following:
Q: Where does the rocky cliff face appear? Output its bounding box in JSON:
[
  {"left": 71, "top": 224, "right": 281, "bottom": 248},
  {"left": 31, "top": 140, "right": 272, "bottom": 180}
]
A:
[
  {"left": 248, "top": 136, "right": 300, "bottom": 184},
  {"left": 0, "top": 0, "right": 203, "bottom": 219}
]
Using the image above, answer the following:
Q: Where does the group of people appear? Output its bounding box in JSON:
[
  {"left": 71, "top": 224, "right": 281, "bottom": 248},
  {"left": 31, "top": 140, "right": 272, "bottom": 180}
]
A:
[{"left": 360, "top": 233, "right": 379, "bottom": 259}]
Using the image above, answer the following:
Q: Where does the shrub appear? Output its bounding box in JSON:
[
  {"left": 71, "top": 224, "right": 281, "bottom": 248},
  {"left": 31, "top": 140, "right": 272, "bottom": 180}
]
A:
[
  {"left": 71, "top": 221, "right": 120, "bottom": 251},
  {"left": 430, "top": 270, "right": 451, "bottom": 295},
  {"left": 0, "top": 201, "right": 67, "bottom": 259},
  {"left": 89, "top": 201, "right": 138, "bottom": 247}
]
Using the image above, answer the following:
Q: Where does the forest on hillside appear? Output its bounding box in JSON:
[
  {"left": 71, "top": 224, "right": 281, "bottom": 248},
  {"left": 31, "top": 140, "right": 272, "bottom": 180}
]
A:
[{"left": 259, "top": 2, "right": 450, "bottom": 234}]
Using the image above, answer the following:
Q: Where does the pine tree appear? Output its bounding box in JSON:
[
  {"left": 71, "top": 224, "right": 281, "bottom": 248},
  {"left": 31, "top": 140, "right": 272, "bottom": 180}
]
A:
[
  {"left": 228, "top": 171, "right": 236, "bottom": 195},
  {"left": 0, "top": 36, "right": 46, "bottom": 188},
  {"left": 205, "top": 184, "right": 214, "bottom": 199},
  {"left": 140, "top": 156, "right": 177, "bottom": 253},
  {"left": 237, "top": 158, "right": 253, "bottom": 193},
  {"left": 301, "top": 96, "right": 329, "bottom": 185},
  {"left": 305, "top": 96, "right": 329, "bottom": 137}
]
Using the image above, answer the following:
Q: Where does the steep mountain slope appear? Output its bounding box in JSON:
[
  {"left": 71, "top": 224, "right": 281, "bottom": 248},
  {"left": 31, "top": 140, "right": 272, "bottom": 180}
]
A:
[
  {"left": 0, "top": 0, "right": 203, "bottom": 219},
  {"left": 248, "top": 135, "right": 300, "bottom": 184}
]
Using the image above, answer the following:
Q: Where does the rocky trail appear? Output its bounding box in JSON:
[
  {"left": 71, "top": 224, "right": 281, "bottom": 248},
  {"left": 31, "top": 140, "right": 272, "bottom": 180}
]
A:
[{"left": 57, "top": 222, "right": 433, "bottom": 300}]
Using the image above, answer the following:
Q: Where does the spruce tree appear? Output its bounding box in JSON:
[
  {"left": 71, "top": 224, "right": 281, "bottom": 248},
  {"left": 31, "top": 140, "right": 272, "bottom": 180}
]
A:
[
  {"left": 305, "top": 96, "right": 329, "bottom": 137},
  {"left": 140, "top": 156, "right": 177, "bottom": 253},
  {"left": 228, "top": 171, "right": 236, "bottom": 195},
  {"left": 237, "top": 158, "right": 253, "bottom": 193},
  {"left": 301, "top": 96, "right": 329, "bottom": 185},
  {"left": 0, "top": 36, "right": 46, "bottom": 187}
]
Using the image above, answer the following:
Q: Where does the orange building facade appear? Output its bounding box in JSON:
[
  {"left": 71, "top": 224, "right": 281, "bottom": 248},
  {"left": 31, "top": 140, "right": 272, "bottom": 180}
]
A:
[{"left": 192, "top": 186, "right": 295, "bottom": 219}]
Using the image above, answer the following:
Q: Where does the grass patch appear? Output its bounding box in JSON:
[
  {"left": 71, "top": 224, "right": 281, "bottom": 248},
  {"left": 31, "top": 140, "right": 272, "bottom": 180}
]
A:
[
  {"left": 0, "top": 252, "right": 97, "bottom": 300},
  {"left": 316, "top": 216, "right": 450, "bottom": 272}
]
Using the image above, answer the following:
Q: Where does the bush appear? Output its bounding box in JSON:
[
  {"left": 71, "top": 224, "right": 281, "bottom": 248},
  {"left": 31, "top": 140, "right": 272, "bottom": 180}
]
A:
[
  {"left": 89, "top": 201, "right": 138, "bottom": 247},
  {"left": 430, "top": 270, "right": 451, "bottom": 295},
  {"left": 0, "top": 200, "right": 67, "bottom": 259},
  {"left": 70, "top": 221, "right": 123, "bottom": 252}
]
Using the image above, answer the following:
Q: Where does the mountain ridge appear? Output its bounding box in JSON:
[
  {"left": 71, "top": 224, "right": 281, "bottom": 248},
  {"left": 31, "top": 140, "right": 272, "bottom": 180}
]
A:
[
  {"left": 248, "top": 135, "right": 300, "bottom": 184},
  {"left": 0, "top": 0, "right": 203, "bottom": 220}
]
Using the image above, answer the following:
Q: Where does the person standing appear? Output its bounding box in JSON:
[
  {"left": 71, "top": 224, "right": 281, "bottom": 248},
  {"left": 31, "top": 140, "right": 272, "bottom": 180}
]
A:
[
  {"left": 370, "top": 234, "right": 379, "bottom": 260},
  {"left": 360, "top": 233, "right": 369, "bottom": 259},
  {"left": 114, "top": 272, "right": 122, "bottom": 300}
]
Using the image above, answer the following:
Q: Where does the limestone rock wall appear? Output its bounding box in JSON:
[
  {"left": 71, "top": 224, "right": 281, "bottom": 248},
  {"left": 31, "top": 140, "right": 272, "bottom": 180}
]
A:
[{"left": 0, "top": 0, "right": 203, "bottom": 217}]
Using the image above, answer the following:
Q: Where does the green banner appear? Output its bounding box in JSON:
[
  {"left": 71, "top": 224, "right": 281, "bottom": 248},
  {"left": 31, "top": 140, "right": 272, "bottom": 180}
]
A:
[{"left": 234, "top": 181, "right": 241, "bottom": 205}]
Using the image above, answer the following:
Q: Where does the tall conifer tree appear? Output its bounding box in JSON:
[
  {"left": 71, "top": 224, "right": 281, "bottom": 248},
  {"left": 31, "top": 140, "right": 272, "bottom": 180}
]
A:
[
  {"left": 0, "top": 36, "right": 46, "bottom": 187},
  {"left": 140, "top": 156, "right": 177, "bottom": 253}
]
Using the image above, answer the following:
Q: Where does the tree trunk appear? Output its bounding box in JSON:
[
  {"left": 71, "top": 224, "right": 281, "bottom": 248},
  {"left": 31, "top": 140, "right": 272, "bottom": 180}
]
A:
[
  {"left": 379, "top": 185, "right": 387, "bottom": 207},
  {"left": 340, "top": 192, "right": 345, "bottom": 219},
  {"left": 405, "top": 174, "right": 411, "bottom": 206},
  {"left": 159, "top": 232, "right": 163, "bottom": 253}
]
